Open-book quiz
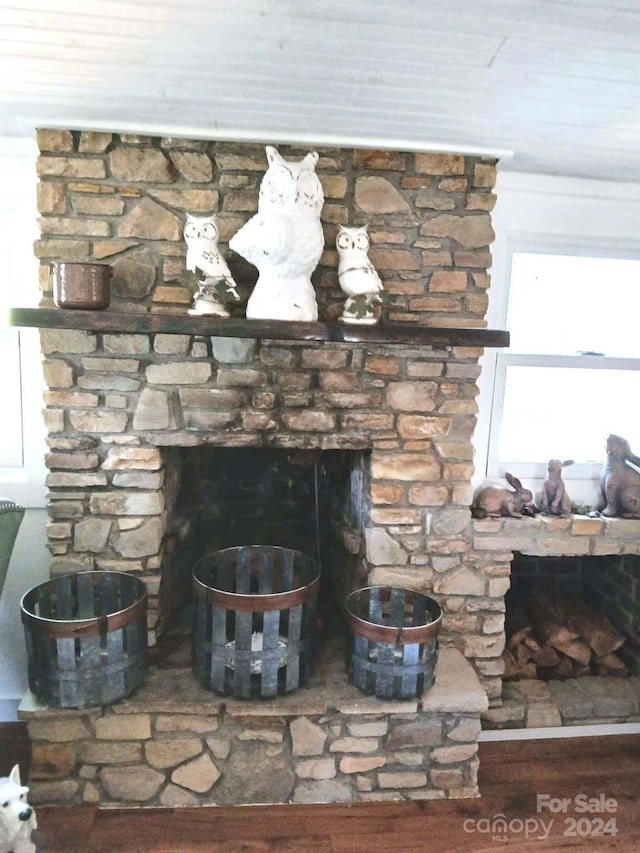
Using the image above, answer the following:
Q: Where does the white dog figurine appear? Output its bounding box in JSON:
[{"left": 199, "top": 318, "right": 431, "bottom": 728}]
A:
[{"left": 0, "top": 765, "right": 37, "bottom": 853}]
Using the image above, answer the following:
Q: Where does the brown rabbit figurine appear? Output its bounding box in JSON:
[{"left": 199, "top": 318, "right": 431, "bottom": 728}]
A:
[
  {"left": 600, "top": 434, "right": 640, "bottom": 518},
  {"left": 540, "top": 459, "right": 574, "bottom": 516},
  {"left": 472, "top": 472, "right": 534, "bottom": 518}
]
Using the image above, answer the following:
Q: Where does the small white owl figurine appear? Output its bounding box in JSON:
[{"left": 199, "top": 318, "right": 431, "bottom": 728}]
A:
[
  {"left": 336, "top": 225, "right": 383, "bottom": 325},
  {"left": 183, "top": 213, "right": 239, "bottom": 317}
]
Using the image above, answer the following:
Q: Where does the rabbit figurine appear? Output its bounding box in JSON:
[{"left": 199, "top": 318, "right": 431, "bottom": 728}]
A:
[
  {"left": 540, "top": 459, "right": 574, "bottom": 516},
  {"left": 472, "top": 472, "right": 534, "bottom": 518},
  {"left": 599, "top": 434, "right": 640, "bottom": 518}
]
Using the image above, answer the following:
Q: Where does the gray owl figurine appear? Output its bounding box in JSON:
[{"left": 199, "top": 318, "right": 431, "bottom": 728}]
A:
[
  {"left": 183, "top": 213, "right": 239, "bottom": 317},
  {"left": 336, "top": 225, "right": 383, "bottom": 325}
]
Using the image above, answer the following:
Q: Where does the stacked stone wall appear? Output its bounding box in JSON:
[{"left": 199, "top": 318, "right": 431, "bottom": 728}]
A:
[
  {"left": 40, "top": 329, "right": 508, "bottom": 693},
  {"left": 22, "top": 648, "right": 487, "bottom": 807},
  {"left": 34, "top": 129, "right": 496, "bottom": 325},
  {"left": 26, "top": 705, "right": 482, "bottom": 807}
]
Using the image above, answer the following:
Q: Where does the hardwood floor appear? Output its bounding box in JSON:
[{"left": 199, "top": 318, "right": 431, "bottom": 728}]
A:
[{"left": 18, "top": 733, "right": 638, "bottom": 852}]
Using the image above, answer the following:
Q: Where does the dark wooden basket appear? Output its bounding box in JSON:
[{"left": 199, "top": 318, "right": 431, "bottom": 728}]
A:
[
  {"left": 192, "top": 545, "right": 320, "bottom": 699},
  {"left": 21, "top": 571, "right": 147, "bottom": 709},
  {"left": 345, "top": 586, "right": 442, "bottom": 699}
]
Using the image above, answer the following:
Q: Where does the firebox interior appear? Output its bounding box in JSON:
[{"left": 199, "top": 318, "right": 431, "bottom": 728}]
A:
[{"left": 158, "top": 447, "right": 371, "bottom": 638}]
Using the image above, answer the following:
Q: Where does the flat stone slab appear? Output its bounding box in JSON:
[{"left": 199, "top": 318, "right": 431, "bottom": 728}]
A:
[
  {"left": 570, "top": 677, "right": 639, "bottom": 719},
  {"left": 421, "top": 648, "right": 488, "bottom": 713},
  {"left": 482, "top": 697, "right": 526, "bottom": 728},
  {"left": 484, "top": 676, "right": 640, "bottom": 730},
  {"left": 19, "top": 640, "right": 480, "bottom": 720},
  {"left": 548, "top": 681, "right": 595, "bottom": 720}
]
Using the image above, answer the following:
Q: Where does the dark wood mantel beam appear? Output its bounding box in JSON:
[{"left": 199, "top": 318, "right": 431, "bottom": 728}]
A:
[{"left": 9, "top": 308, "right": 509, "bottom": 349}]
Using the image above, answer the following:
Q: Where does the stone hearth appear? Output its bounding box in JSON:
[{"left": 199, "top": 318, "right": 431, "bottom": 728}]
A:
[{"left": 21, "top": 642, "right": 486, "bottom": 807}]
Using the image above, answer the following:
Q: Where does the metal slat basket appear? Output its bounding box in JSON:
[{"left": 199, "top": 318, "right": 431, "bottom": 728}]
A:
[
  {"left": 192, "top": 545, "right": 320, "bottom": 699},
  {"left": 21, "top": 571, "right": 147, "bottom": 709},
  {"left": 345, "top": 586, "right": 442, "bottom": 699}
]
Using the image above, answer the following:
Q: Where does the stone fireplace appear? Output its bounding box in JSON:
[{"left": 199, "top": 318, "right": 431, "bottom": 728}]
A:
[
  {"left": 13, "top": 129, "right": 503, "bottom": 805},
  {"left": 30, "top": 129, "right": 508, "bottom": 696},
  {"left": 16, "top": 130, "right": 638, "bottom": 807}
]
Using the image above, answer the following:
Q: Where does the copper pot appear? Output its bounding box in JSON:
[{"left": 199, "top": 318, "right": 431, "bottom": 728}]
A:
[{"left": 52, "top": 262, "right": 111, "bottom": 310}]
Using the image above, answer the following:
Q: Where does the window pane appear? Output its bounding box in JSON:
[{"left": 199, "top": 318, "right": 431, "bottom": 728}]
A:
[
  {"left": 498, "top": 365, "right": 640, "bottom": 463},
  {"left": 508, "top": 253, "right": 640, "bottom": 357}
]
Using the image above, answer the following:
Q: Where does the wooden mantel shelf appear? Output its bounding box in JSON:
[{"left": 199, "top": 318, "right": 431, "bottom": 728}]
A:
[{"left": 9, "top": 308, "right": 509, "bottom": 349}]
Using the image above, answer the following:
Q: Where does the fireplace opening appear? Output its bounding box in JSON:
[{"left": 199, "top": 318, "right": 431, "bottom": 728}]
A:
[
  {"left": 156, "top": 447, "right": 371, "bottom": 642},
  {"left": 504, "top": 553, "right": 639, "bottom": 683}
]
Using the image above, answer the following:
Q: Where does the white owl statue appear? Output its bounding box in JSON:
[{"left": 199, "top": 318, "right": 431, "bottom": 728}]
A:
[
  {"left": 336, "top": 225, "right": 383, "bottom": 325},
  {"left": 184, "top": 213, "right": 240, "bottom": 317},
  {"left": 229, "top": 146, "right": 324, "bottom": 322}
]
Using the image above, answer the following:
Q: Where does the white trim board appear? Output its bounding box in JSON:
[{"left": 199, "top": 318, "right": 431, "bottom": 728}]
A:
[
  {"left": 28, "top": 119, "right": 515, "bottom": 161},
  {"left": 480, "top": 722, "right": 640, "bottom": 742}
]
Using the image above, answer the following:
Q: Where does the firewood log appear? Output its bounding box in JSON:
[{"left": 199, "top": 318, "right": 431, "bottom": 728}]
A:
[
  {"left": 561, "top": 598, "right": 625, "bottom": 658},
  {"left": 523, "top": 635, "right": 542, "bottom": 653},
  {"left": 532, "top": 645, "right": 560, "bottom": 667},
  {"left": 527, "top": 585, "right": 579, "bottom": 647},
  {"left": 515, "top": 641, "right": 534, "bottom": 668},
  {"left": 536, "top": 667, "right": 555, "bottom": 681},
  {"left": 503, "top": 648, "right": 538, "bottom": 681},
  {"left": 529, "top": 581, "right": 623, "bottom": 656},
  {"left": 516, "top": 662, "right": 537, "bottom": 679},
  {"left": 595, "top": 663, "right": 630, "bottom": 677},
  {"left": 595, "top": 653, "right": 629, "bottom": 676},
  {"left": 507, "top": 626, "right": 533, "bottom": 650},
  {"left": 554, "top": 653, "right": 576, "bottom": 679},
  {"left": 551, "top": 636, "right": 592, "bottom": 665},
  {"left": 502, "top": 648, "right": 519, "bottom": 679}
]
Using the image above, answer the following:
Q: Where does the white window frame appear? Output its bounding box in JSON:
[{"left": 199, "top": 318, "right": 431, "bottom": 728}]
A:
[
  {"left": 475, "top": 172, "right": 640, "bottom": 506},
  {"left": 0, "top": 138, "right": 47, "bottom": 507},
  {"left": 488, "top": 355, "right": 640, "bottom": 483},
  {"left": 486, "top": 239, "right": 640, "bottom": 482}
]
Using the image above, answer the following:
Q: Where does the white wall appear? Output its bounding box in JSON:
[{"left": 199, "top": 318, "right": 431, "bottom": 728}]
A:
[
  {"left": 0, "top": 138, "right": 47, "bottom": 508},
  {"left": 474, "top": 171, "right": 640, "bottom": 505},
  {"left": 0, "top": 509, "right": 48, "bottom": 713},
  {"left": 0, "top": 139, "right": 49, "bottom": 715}
]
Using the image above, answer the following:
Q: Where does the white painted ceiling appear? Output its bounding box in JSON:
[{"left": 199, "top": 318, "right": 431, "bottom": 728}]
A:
[{"left": 0, "top": 0, "right": 638, "bottom": 182}]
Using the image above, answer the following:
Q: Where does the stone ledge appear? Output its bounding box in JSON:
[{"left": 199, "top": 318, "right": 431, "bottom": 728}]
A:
[
  {"left": 19, "top": 646, "right": 476, "bottom": 721},
  {"left": 473, "top": 515, "right": 640, "bottom": 557},
  {"left": 483, "top": 676, "right": 640, "bottom": 730}
]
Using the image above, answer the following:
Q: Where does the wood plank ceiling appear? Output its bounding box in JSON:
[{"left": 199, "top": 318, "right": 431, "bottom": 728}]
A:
[{"left": 0, "top": 0, "right": 638, "bottom": 181}]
